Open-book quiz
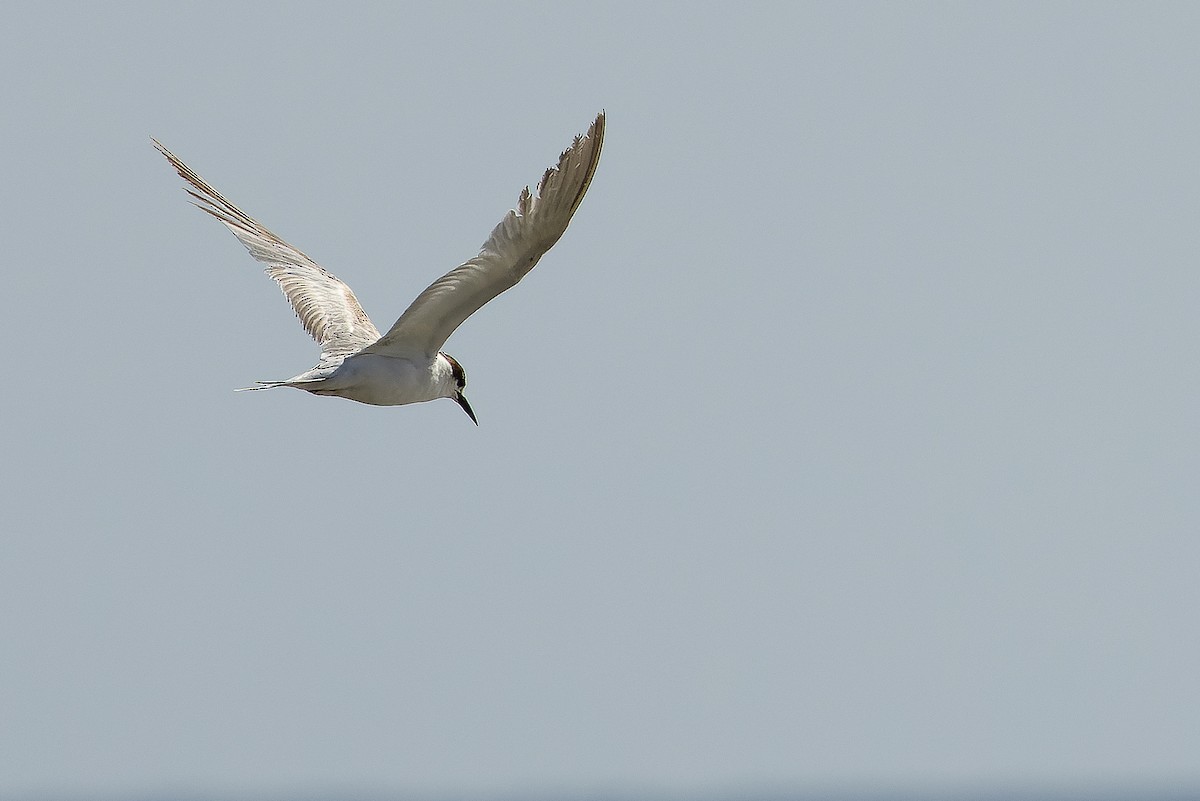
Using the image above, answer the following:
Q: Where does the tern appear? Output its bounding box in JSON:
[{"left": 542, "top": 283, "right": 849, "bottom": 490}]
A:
[{"left": 153, "top": 112, "right": 604, "bottom": 424}]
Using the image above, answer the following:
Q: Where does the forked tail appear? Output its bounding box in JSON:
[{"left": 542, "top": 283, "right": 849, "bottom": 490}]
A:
[{"left": 234, "top": 381, "right": 290, "bottom": 392}]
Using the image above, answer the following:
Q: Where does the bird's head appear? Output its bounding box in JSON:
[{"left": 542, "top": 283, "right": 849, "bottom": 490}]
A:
[{"left": 441, "top": 353, "right": 478, "bottom": 425}]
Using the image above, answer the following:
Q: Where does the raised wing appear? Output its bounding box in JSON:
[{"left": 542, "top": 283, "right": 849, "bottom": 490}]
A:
[
  {"left": 152, "top": 139, "right": 381, "bottom": 364},
  {"left": 361, "top": 112, "right": 605, "bottom": 360}
]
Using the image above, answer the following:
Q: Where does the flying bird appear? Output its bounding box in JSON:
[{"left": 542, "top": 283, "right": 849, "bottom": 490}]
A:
[{"left": 153, "top": 112, "right": 605, "bottom": 425}]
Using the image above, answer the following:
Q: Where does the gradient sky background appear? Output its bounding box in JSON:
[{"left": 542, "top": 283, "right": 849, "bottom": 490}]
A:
[{"left": 3, "top": 3, "right": 1199, "bottom": 798}]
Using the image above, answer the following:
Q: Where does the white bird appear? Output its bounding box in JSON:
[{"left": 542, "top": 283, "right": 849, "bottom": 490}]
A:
[{"left": 153, "top": 112, "right": 605, "bottom": 425}]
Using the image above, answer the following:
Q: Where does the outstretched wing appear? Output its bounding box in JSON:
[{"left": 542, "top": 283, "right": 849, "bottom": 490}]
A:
[
  {"left": 361, "top": 112, "right": 605, "bottom": 360},
  {"left": 153, "top": 139, "right": 381, "bottom": 364}
]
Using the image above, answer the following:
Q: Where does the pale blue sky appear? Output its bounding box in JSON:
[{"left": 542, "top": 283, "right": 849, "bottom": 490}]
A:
[{"left": 2, "top": 2, "right": 1199, "bottom": 798}]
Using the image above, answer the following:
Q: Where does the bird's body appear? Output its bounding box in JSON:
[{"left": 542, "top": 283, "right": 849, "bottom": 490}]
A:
[
  {"left": 153, "top": 113, "right": 605, "bottom": 424},
  {"left": 265, "top": 351, "right": 461, "bottom": 408}
]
